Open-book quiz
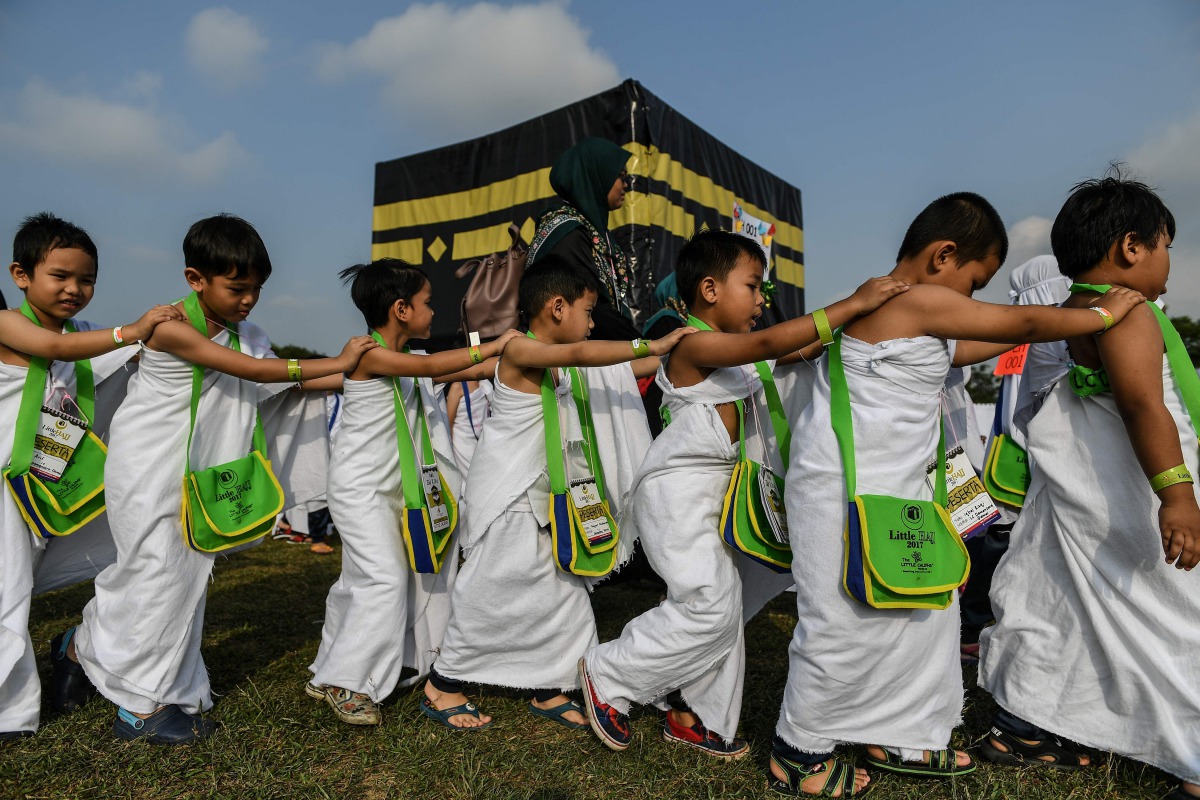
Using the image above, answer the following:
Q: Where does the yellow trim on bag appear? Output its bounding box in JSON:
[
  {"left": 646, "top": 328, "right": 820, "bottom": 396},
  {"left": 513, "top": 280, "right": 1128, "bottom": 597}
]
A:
[
  {"left": 398, "top": 469, "right": 458, "bottom": 573},
  {"left": 7, "top": 475, "right": 105, "bottom": 537},
  {"left": 985, "top": 434, "right": 1028, "bottom": 499},
  {"left": 180, "top": 477, "right": 279, "bottom": 554},
  {"left": 856, "top": 497, "right": 969, "bottom": 597},
  {"left": 186, "top": 452, "right": 285, "bottom": 538}
]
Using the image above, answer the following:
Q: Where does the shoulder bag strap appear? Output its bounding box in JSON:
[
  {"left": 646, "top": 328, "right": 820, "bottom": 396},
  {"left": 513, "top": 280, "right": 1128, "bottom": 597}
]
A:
[{"left": 370, "top": 330, "right": 433, "bottom": 509}]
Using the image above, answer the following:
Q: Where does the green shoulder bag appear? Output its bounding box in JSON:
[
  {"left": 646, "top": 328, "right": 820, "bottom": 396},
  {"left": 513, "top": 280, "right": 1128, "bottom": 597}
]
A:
[
  {"left": 180, "top": 293, "right": 285, "bottom": 553},
  {"left": 982, "top": 379, "right": 1030, "bottom": 508},
  {"left": 829, "top": 332, "right": 969, "bottom": 610},
  {"left": 4, "top": 300, "right": 107, "bottom": 537}
]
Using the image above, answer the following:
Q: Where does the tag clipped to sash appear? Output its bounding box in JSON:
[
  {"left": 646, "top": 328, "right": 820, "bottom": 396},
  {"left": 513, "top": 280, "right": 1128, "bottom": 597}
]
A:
[
  {"left": 925, "top": 445, "right": 1000, "bottom": 539},
  {"left": 756, "top": 465, "right": 789, "bottom": 545},
  {"left": 568, "top": 476, "right": 612, "bottom": 547},
  {"left": 32, "top": 403, "right": 89, "bottom": 483},
  {"left": 420, "top": 463, "right": 450, "bottom": 533}
]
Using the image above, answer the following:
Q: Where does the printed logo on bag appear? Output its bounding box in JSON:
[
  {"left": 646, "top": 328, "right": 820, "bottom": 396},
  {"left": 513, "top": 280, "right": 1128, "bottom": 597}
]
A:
[
  {"left": 901, "top": 503, "right": 924, "bottom": 528},
  {"left": 219, "top": 468, "right": 239, "bottom": 488}
]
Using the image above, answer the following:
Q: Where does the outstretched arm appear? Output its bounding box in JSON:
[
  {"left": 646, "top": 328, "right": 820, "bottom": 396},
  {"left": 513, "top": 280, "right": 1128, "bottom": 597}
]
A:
[
  {"left": 359, "top": 330, "right": 519, "bottom": 380},
  {"left": 1100, "top": 303, "right": 1200, "bottom": 570},
  {"left": 0, "top": 304, "right": 182, "bottom": 362},
  {"left": 504, "top": 326, "right": 695, "bottom": 370}
]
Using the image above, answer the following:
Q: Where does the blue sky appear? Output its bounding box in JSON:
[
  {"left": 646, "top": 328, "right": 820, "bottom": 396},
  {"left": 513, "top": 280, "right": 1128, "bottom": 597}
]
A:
[{"left": 1, "top": 0, "right": 1197, "bottom": 351}]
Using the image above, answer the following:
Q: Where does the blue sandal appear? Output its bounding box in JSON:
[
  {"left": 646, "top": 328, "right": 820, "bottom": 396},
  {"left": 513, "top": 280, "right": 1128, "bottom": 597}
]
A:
[
  {"left": 529, "top": 699, "right": 589, "bottom": 730},
  {"left": 419, "top": 697, "right": 493, "bottom": 731}
]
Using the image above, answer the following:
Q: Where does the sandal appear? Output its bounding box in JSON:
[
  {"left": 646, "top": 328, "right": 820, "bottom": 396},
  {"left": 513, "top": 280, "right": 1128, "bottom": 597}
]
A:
[
  {"left": 271, "top": 520, "right": 293, "bottom": 541},
  {"left": 305, "top": 682, "right": 381, "bottom": 726},
  {"left": 769, "top": 755, "right": 871, "bottom": 797},
  {"left": 865, "top": 747, "right": 976, "bottom": 778},
  {"left": 528, "top": 699, "right": 589, "bottom": 730},
  {"left": 419, "top": 697, "right": 493, "bottom": 731},
  {"left": 309, "top": 542, "right": 334, "bottom": 555},
  {"left": 978, "top": 726, "right": 1089, "bottom": 771}
]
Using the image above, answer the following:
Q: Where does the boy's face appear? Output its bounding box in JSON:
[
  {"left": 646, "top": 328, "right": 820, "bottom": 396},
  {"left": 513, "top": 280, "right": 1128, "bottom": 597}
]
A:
[
  {"left": 187, "top": 267, "right": 263, "bottom": 322},
  {"left": 401, "top": 280, "right": 434, "bottom": 339},
  {"left": 559, "top": 289, "right": 598, "bottom": 342},
  {"left": 939, "top": 251, "right": 1002, "bottom": 298},
  {"left": 1129, "top": 232, "right": 1171, "bottom": 301},
  {"left": 10, "top": 247, "right": 97, "bottom": 322},
  {"left": 711, "top": 254, "right": 765, "bottom": 333}
]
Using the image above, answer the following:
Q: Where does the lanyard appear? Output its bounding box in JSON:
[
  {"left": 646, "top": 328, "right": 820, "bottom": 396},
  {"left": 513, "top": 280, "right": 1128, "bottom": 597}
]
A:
[
  {"left": 684, "top": 315, "right": 792, "bottom": 468},
  {"left": 369, "top": 331, "right": 439, "bottom": 509},
  {"left": 527, "top": 331, "right": 608, "bottom": 499},
  {"left": 9, "top": 301, "right": 95, "bottom": 476},
  {"left": 1070, "top": 283, "right": 1200, "bottom": 446}
]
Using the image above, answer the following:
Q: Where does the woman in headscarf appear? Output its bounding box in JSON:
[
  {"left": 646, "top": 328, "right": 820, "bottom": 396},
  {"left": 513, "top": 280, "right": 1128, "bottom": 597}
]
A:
[{"left": 528, "top": 137, "right": 640, "bottom": 340}]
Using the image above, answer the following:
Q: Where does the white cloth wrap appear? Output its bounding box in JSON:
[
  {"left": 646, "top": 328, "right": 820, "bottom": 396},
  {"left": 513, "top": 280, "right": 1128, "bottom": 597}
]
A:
[
  {"left": 586, "top": 361, "right": 791, "bottom": 741},
  {"left": 75, "top": 329, "right": 262, "bottom": 714},
  {"left": 980, "top": 360, "right": 1200, "bottom": 783},
  {"left": 1003, "top": 257, "right": 1071, "bottom": 443},
  {"left": 434, "top": 363, "right": 650, "bottom": 691},
  {"left": 777, "top": 335, "right": 962, "bottom": 757},
  {"left": 309, "top": 374, "right": 461, "bottom": 700},
  {"left": 451, "top": 379, "right": 492, "bottom": 478}
]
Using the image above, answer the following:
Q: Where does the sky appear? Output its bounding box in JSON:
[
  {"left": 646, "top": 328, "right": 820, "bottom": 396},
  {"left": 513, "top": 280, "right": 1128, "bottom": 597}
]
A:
[{"left": 1, "top": 0, "right": 1198, "bottom": 351}]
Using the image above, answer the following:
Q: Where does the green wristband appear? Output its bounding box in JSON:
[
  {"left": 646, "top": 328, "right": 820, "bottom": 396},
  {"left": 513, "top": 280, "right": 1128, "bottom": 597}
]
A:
[
  {"left": 1150, "top": 464, "right": 1194, "bottom": 493},
  {"left": 631, "top": 338, "right": 650, "bottom": 358},
  {"left": 1089, "top": 306, "right": 1115, "bottom": 332},
  {"left": 813, "top": 307, "right": 834, "bottom": 346}
]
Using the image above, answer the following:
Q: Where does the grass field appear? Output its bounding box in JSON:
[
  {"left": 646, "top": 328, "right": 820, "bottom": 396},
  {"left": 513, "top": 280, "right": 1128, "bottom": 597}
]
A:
[{"left": 2, "top": 538, "right": 1182, "bottom": 799}]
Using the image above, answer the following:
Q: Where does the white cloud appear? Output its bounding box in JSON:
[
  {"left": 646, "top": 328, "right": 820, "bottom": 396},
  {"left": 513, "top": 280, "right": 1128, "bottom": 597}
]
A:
[
  {"left": 316, "top": 2, "right": 619, "bottom": 137},
  {"left": 0, "top": 78, "right": 248, "bottom": 186},
  {"left": 186, "top": 7, "right": 269, "bottom": 90},
  {"left": 1006, "top": 214, "right": 1053, "bottom": 270},
  {"left": 121, "top": 70, "right": 163, "bottom": 101}
]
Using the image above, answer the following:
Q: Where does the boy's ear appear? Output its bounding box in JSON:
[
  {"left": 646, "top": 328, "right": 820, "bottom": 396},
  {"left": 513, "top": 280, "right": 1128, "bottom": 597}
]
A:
[
  {"left": 1115, "top": 232, "right": 1141, "bottom": 266},
  {"left": 698, "top": 275, "right": 718, "bottom": 304},
  {"left": 9, "top": 262, "right": 30, "bottom": 290},
  {"left": 928, "top": 241, "right": 958, "bottom": 273},
  {"left": 549, "top": 295, "right": 566, "bottom": 322},
  {"left": 392, "top": 298, "right": 408, "bottom": 321},
  {"left": 183, "top": 267, "right": 206, "bottom": 292}
]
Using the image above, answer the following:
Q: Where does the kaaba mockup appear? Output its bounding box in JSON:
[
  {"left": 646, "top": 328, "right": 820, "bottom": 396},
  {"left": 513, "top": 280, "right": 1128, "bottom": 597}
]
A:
[{"left": 372, "top": 79, "right": 804, "bottom": 343}]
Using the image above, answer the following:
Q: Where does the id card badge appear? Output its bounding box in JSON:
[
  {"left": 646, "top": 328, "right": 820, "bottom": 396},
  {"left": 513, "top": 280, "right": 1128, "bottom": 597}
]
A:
[
  {"left": 569, "top": 476, "right": 613, "bottom": 546},
  {"left": 31, "top": 404, "right": 89, "bottom": 482},
  {"left": 420, "top": 463, "right": 450, "bottom": 532},
  {"left": 756, "top": 465, "right": 790, "bottom": 545},
  {"left": 926, "top": 446, "right": 1000, "bottom": 539}
]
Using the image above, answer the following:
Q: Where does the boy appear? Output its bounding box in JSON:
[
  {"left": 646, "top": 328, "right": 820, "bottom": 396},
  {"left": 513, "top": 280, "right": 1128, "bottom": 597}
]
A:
[
  {"left": 577, "top": 230, "right": 908, "bottom": 758},
  {"left": 979, "top": 176, "right": 1199, "bottom": 799},
  {"left": 768, "top": 193, "right": 1144, "bottom": 797},
  {"left": 72, "top": 214, "right": 375, "bottom": 744},
  {"left": 307, "top": 259, "right": 517, "bottom": 725},
  {"left": 421, "top": 255, "right": 691, "bottom": 730},
  {"left": 1, "top": 212, "right": 181, "bottom": 740}
]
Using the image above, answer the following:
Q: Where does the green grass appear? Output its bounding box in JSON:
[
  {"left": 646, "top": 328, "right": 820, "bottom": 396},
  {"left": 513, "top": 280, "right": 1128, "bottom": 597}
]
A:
[{"left": 2, "top": 540, "right": 1180, "bottom": 799}]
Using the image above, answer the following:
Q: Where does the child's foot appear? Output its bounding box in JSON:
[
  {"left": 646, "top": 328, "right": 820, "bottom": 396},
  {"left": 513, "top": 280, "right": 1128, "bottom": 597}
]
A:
[
  {"left": 577, "top": 657, "right": 632, "bottom": 751},
  {"left": 421, "top": 680, "right": 492, "bottom": 729},
  {"left": 978, "top": 726, "right": 1091, "bottom": 769},
  {"left": 304, "top": 681, "right": 381, "bottom": 726},
  {"left": 529, "top": 694, "right": 588, "bottom": 728},
  {"left": 864, "top": 745, "right": 976, "bottom": 778},
  {"left": 1173, "top": 782, "right": 1200, "bottom": 799},
  {"left": 112, "top": 705, "right": 218, "bottom": 745},
  {"left": 663, "top": 709, "right": 749, "bottom": 759},
  {"left": 49, "top": 627, "right": 96, "bottom": 715},
  {"left": 769, "top": 754, "right": 871, "bottom": 797}
]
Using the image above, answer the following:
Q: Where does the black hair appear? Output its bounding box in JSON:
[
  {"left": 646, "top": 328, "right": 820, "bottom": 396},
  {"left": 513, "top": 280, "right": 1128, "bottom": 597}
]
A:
[
  {"left": 674, "top": 229, "right": 766, "bottom": 308},
  {"left": 896, "top": 192, "right": 1008, "bottom": 266},
  {"left": 518, "top": 254, "right": 601, "bottom": 321},
  {"left": 182, "top": 214, "right": 273, "bottom": 282},
  {"left": 12, "top": 212, "right": 98, "bottom": 273},
  {"left": 338, "top": 258, "right": 429, "bottom": 328},
  {"left": 1050, "top": 167, "right": 1175, "bottom": 278}
]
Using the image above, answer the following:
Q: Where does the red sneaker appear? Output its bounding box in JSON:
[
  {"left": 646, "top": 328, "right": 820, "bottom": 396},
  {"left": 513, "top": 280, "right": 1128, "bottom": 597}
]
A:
[
  {"left": 662, "top": 710, "right": 749, "bottom": 759},
  {"left": 578, "top": 658, "right": 632, "bottom": 751}
]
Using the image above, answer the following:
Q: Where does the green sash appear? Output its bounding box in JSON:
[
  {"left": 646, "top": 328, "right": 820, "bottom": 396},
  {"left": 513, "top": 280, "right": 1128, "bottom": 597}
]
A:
[
  {"left": 370, "top": 331, "right": 458, "bottom": 574},
  {"left": 1069, "top": 284, "right": 1200, "bottom": 447},
  {"left": 180, "top": 293, "right": 284, "bottom": 552},
  {"left": 829, "top": 331, "right": 969, "bottom": 609},
  {"left": 4, "top": 301, "right": 107, "bottom": 538},
  {"left": 530, "top": 332, "right": 620, "bottom": 577},
  {"left": 683, "top": 315, "right": 794, "bottom": 572}
]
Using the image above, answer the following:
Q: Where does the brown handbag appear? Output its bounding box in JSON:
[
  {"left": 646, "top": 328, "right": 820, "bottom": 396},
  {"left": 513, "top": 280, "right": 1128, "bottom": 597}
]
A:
[{"left": 455, "top": 223, "right": 528, "bottom": 340}]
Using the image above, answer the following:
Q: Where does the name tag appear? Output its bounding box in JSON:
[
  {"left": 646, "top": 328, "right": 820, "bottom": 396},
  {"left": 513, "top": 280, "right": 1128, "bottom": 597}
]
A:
[
  {"left": 757, "top": 465, "right": 789, "bottom": 545},
  {"left": 32, "top": 404, "right": 89, "bottom": 482},
  {"left": 926, "top": 446, "right": 1000, "bottom": 539},
  {"left": 420, "top": 463, "right": 450, "bottom": 532},
  {"left": 569, "top": 476, "right": 612, "bottom": 546}
]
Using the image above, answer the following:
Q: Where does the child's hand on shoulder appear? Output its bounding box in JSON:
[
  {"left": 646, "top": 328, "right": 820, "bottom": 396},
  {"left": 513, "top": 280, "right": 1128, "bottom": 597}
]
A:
[
  {"left": 337, "top": 335, "right": 379, "bottom": 371},
  {"left": 649, "top": 326, "right": 698, "bottom": 356},
  {"left": 848, "top": 276, "right": 910, "bottom": 314},
  {"left": 1160, "top": 500, "right": 1200, "bottom": 571},
  {"left": 1096, "top": 286, "right": 1147, "bottom": 327},
  {"left": 126, "top": 304, "right": 187, "bottom": 342},
  {"left": 496, "top": 329, "right": 523, "bottom": 351}
]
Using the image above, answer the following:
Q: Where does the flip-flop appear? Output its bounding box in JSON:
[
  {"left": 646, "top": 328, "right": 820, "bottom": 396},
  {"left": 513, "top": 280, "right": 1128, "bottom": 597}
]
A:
[
  {"left": 865, "top": 747, "right": 976, "bottom": 778},
  {"left": 419, "top": 697, "right": 493, "bottom": 731},
  {"left": 528, "top": 699, "right": 588, "bottom": 730}
]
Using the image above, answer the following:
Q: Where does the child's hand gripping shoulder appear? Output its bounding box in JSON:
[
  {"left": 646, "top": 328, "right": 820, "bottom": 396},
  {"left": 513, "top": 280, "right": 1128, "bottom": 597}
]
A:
[
  {"left": 647, "top": 325, "right": 698, "bottom": 356},
  {"left": 335, "top": 335, "right": 379, "bottom": 373},
  {"left": 123, "top": 304, "right": 188, "bottom": 344},
  {"left": 846, "top": 276, "right": 913, "bottom": 315},
  {"left": 1091, "top": 285, "right": 1147, "bottom": 328}
]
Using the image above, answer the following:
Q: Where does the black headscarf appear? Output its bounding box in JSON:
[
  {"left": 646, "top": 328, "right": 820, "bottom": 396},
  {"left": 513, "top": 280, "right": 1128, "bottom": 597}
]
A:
[{"left": 536, "top": 138, "right": 630, "bottom": 255}]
